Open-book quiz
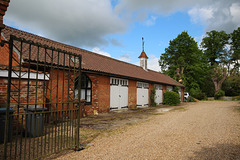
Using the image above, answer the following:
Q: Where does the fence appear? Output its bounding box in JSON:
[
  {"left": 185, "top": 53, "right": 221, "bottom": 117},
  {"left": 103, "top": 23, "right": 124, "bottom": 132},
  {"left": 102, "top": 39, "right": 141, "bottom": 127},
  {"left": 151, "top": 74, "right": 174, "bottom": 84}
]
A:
[{"left": 0, "top": 35, "right": 82, "bottom": 159}]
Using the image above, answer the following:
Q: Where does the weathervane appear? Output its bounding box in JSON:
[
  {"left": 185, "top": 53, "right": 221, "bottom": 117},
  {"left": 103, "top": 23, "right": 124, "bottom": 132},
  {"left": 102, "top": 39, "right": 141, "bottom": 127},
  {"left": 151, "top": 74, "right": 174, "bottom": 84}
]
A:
[{"left": 142, "top": 37, "right": 144, "bottom": 51}]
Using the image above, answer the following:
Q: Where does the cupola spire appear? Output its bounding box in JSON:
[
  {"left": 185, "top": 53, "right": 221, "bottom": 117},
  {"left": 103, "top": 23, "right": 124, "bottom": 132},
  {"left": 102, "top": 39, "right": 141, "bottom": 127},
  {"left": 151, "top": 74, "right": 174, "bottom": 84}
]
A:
[{"left": 138, "top": 37, "right": 148, "bottom": 70}]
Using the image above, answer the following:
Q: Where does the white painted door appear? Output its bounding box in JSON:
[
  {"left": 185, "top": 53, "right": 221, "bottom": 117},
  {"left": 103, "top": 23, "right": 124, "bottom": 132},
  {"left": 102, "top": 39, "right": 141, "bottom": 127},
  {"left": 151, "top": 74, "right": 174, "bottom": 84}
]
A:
[
  {"left": 119, "top": 86, "right": 128, "bottom": 108},
  {"left": 137, "top": 82, "right": 149, "bottom": 107},
  {"left": 110, "top": 78, "right": 128, "bottom": 110},
  {"left": 155, "top": 84, "right": 163, "bottom": 105},
  {"left": 179, "top": 89, "right": 181, "bottom": 101},
  {"left": 110, "top": 85, "right": 119, "bottom": 109}
]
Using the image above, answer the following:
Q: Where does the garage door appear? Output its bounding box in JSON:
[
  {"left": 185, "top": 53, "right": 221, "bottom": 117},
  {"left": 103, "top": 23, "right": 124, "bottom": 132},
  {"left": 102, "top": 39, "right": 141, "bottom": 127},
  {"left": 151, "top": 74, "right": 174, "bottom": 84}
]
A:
[
  {"left": 179, "top": 88, "right": 181, "bottom": 101},
  {"left": 137, "top": 82, "right": 149, "bottom": 107},
  {"left": 155, "top": 84, "right": 163, "bottom": 105},
  {"left": 110, "top": 78, "right": 128, "bottom": 110}
]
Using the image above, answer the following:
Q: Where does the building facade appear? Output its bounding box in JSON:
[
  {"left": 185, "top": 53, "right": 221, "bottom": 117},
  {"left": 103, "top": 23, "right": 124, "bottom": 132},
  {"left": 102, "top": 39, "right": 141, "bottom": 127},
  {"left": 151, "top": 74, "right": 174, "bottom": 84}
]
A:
[{"left": 0, "top": 26, "right": 185, "bottom": 116}]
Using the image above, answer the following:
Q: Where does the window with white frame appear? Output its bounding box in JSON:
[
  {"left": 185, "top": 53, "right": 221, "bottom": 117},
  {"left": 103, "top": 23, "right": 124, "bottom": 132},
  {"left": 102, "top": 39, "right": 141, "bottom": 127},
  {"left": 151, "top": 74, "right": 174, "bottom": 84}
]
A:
[
  {"left": 154, "top": 84, "right": 162, "bottom": 90},
  {"left": 110, "top": 78, "right": 128, "bottom": 86},
  {"left": 137, "top": 82, "right": 149, "bottom": 88},
  {"left": 75, "top": 74, "right": 92, "bottom": 103}
]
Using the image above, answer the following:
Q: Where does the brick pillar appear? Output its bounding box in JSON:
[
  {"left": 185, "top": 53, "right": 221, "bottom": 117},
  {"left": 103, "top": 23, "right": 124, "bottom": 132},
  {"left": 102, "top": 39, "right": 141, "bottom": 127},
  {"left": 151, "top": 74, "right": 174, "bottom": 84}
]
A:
[
  {"left": 148, "top": 83, "right": 154, "bottom": 106},
  {"left": 181, "top": 87, "right": 185, "bottom": 102},
  {"left": 162, "top": 85, "right": 166, "bottom": 102},
  {"left": 0, "top": 0, "right": 10, "bottom": 36}
]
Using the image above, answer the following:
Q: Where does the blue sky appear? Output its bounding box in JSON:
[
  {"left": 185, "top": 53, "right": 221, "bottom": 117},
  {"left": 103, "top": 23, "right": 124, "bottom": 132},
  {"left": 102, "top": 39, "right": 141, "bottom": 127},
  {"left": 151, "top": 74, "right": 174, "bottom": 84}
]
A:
[{"left": 3, "top": 0, "right": 240, "bottom": 71}]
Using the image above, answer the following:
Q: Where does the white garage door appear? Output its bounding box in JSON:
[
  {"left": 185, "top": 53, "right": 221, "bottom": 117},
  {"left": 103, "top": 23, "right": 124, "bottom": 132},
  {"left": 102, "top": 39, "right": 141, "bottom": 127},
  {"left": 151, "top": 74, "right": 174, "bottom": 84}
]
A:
[
  {"left": 110, "top": 78, "right": 128, "bottom": 110},
  {"left": 137, "top": 82, "right": 149, "bottom": 107},
  {"left": 179, "top": 88, "right": 182, "bottom": 101},
  {"left": 155, "top": 84, "right": 163, "bottom": 105}
]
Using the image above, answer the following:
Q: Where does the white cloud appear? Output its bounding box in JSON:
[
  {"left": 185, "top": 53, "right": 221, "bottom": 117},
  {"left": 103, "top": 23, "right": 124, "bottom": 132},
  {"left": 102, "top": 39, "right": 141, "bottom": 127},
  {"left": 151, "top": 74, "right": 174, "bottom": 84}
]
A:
[
  {"left": 147, "top": 55, "right": 161, "bottom": 72},
  {"left": 230, "top": 3, "right": 240, "bottom": 26},
  {"left": 115, "top": 0, "right": 210, "bottom": 15},
  {"left": 145, "top": 16, "right": 157, "bottom": 26},
  {"left": 115, "top": 0, "right": 240, "bottom": 33},
  {"left": 118, "top": 54, "right": 131, "bottom": 62},
  {"left": 188, "top": 7, "right": 214, "bottom": 24},
  {"left": 4, "top": 0, "right": 240, "bottom": 50},
  {"left": 92, "top": 47, "right": 111, "bottom": 57},
  {"left": 187, "top": 1, "right": 240, "bottom": 33},
  {"left": 5, "top": 0, "right": 127, "bottom": 48}
]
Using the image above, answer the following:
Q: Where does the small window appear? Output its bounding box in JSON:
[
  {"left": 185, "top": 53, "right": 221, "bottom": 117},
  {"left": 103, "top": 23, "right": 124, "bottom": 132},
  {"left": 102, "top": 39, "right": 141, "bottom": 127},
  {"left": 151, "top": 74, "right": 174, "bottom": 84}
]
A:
[
  {"left": 137, "top": 82, "right": 142, "bottom": 88},
  {"left": 75, "top": 74, "right": 92, "bottom": 104},
  {"left": 154, "top": 84, "right": 162, "bottom": 90}
]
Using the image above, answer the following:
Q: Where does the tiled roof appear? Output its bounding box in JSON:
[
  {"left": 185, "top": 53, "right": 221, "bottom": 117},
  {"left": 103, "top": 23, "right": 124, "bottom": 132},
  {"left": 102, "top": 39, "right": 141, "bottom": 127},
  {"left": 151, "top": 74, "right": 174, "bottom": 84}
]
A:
[
  {"left": 138, "top": 51, "right": 148, "bottom": 59},
  {"left": 1, "top": 26, "right": 184, "bottom": 87}
]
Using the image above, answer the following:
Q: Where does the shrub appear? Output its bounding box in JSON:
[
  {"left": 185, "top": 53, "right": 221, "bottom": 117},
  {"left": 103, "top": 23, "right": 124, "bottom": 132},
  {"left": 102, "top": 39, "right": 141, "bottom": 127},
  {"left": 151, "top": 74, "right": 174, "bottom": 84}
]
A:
[
  {"left": 189, "top": 88, "right": 207, "bottom": 100},
  {"left": 163, "top": 91, "right": 180, "bottom": 106},
  {"left": 214, "top": 90, "right": 225, "bottom": 100},
  {"left": 222, "top": 76, "right": 240, "bottom": 96},
  {"left": 150, "top": 88, "right": 157, "bottom": 107}
]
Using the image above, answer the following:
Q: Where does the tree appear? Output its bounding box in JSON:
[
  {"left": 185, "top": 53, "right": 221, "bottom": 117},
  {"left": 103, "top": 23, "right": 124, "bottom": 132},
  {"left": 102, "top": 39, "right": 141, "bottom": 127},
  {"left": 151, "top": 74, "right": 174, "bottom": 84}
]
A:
[
  {"left": 211, "top": 66, "right": 228, "bottom": 93},
  {"left": 201, "top": 30, "right": 230, "bottom": 93},
  {"left": 230, "top": 27, "right": 240, "bottom": 75},
  {"left": 159, "top": 31, "right": 207, "bottom": 92},
  {"left": 201, "top": 30, "right": 229, "bottom": 66}
]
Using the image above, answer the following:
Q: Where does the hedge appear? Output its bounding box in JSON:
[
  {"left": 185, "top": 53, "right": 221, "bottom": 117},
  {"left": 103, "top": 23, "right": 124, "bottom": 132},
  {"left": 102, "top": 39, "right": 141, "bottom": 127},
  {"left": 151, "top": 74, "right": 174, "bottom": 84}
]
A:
[{"left": 163, "top": 91, "right": 180, "bottom": 106}]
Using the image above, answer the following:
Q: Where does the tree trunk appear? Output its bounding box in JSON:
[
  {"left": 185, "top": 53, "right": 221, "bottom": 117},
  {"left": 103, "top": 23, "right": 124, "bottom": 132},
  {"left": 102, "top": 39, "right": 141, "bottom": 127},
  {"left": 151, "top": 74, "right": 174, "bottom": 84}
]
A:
[{"left": 211, "top": 67, "right": 228, "bottom": 93}]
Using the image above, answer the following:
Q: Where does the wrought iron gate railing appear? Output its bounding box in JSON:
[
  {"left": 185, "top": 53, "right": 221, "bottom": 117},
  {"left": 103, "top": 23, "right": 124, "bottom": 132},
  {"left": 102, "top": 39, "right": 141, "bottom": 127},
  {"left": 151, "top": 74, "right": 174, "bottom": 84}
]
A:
[{"left": 0, "top": 35, "right": 82, "bottom": 159}]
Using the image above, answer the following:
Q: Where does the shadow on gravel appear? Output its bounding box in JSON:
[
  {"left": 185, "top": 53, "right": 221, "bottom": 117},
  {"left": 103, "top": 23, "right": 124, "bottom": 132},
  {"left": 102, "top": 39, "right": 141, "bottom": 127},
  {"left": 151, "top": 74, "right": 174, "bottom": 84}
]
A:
[{"left": 190, "top": 143, "right": 240, "bottom": 160}]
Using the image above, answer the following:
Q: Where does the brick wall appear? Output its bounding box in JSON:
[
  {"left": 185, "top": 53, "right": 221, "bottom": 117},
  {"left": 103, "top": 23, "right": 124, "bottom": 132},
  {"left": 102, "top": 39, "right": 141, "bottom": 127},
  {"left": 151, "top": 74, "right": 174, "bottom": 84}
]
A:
[
  {"left": 98, "top": 75, "right": 110, "bottom": 113},
  {"left": 0, "top": 0, "right": 10, "bottom": 32},
  {"left": 0, "top": 38, "right": 19, "bottom": 67},
  {"left": 0, "top": 77, "right": 45, "bottom": 130},
  {"left": 128, "top": 80, "right": 136, "bottom": 109},
  {"left": 0, "top": 77, "right": 45, "bottom": 110},
  {"left": 45, "top": 69, "right": 76, "bottom": 112},
  {"left": 84, "top": 73, "right": 110, "bottom": 115},
  {"left": 149, "top": 83, "right": 155, "bottom": 106}
]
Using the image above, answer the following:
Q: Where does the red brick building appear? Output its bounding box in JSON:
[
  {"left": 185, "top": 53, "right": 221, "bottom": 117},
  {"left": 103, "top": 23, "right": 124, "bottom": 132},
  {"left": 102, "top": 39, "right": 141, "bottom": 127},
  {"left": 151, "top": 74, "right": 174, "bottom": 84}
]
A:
[{"left": 0, "top": 26, "right": 184, "bottom": 115}]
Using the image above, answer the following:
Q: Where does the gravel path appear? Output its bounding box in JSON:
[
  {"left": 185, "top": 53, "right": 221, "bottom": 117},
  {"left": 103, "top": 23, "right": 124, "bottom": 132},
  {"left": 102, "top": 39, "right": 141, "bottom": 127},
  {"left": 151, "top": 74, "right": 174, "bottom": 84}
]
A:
[{"left": 57, "top": 101, "right": 240, "bottom": 160}]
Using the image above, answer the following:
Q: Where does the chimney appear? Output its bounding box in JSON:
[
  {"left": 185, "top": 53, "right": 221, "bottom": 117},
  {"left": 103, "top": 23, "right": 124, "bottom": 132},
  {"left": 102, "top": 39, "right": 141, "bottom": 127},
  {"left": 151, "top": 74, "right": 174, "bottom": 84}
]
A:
[
  {"left": 0, "top": 0, "right": 10, "bottom": 36},
  {"left": 138, "top": 37, "right": 148, "bottom": 70}
]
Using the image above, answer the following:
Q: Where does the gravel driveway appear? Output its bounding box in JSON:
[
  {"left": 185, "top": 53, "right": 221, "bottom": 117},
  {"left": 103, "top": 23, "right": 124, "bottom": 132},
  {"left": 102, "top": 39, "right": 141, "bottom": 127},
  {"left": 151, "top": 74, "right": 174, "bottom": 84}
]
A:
[{"left": 57, "top": 101, "right": 240, "bottom": 160}]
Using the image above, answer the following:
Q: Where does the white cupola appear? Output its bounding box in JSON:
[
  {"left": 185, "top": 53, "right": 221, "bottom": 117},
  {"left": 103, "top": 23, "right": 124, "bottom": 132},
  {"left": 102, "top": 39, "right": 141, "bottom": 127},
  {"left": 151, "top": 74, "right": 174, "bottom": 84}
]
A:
[{"left": 138, "top": 37, "right": 148, "bottom": 70}]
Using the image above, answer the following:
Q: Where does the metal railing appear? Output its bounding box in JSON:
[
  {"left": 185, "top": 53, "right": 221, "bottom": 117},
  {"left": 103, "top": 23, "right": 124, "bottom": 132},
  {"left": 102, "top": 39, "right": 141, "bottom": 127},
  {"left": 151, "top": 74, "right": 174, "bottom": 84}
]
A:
[{"left": 0, "top": 35, "right": 82, "bottom": 159}]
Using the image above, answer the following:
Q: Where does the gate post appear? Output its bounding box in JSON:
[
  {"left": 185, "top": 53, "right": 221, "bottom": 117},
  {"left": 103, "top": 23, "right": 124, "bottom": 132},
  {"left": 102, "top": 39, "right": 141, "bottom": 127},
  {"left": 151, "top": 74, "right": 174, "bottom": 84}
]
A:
[
  {"left": 75, "top": 55, "right": 82, "bottom": 150},
  {"left": 3, "top": 35, "right": 13, "bottom": 159}
]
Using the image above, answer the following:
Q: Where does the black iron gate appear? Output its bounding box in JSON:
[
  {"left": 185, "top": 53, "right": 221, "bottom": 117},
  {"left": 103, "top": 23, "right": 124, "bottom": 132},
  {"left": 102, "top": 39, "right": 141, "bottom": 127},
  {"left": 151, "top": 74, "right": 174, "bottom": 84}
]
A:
[{"left": 0, "top": 35, "right": 82, "bottom": 159}]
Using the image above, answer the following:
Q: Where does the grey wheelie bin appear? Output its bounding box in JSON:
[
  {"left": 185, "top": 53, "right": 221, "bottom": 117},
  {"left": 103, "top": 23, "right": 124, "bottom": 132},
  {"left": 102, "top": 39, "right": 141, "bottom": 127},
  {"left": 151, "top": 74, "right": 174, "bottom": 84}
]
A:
[
  {"left": 0, "top": 108, "right": 15, "bottom": 143},
  {"left": 24, "top": 106, "right": 47, "bottom": 137}
]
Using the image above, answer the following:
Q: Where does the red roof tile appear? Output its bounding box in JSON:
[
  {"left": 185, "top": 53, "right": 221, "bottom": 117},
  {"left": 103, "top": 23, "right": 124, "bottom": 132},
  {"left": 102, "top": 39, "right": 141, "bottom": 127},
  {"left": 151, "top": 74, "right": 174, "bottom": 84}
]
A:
[
  {"left": 138, "top": 51, "right": 148, "bottom": 59},
  {"left": 1, "top": 26, "right": 184, "bottom": 87}
]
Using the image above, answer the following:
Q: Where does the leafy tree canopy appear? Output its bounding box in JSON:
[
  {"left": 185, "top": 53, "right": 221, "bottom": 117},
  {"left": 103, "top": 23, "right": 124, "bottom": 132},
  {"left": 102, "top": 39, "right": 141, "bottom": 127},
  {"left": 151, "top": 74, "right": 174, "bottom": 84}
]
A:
[
  {"left": 201, "top": 30, "right": 229, "bottom": 66},
  {"left": 159, "top": 31, "right": 207, "bottom": 91},
  {"left": 230, "top": 27, "right": 240, "bottom": 75}
]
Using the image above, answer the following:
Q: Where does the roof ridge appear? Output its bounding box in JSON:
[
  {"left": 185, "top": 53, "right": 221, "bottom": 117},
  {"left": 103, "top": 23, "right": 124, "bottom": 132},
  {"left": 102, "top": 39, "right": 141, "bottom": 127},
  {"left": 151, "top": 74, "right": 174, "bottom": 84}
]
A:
[{"left": 4, "top": 25, "right": 147, "bottom": 71}]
